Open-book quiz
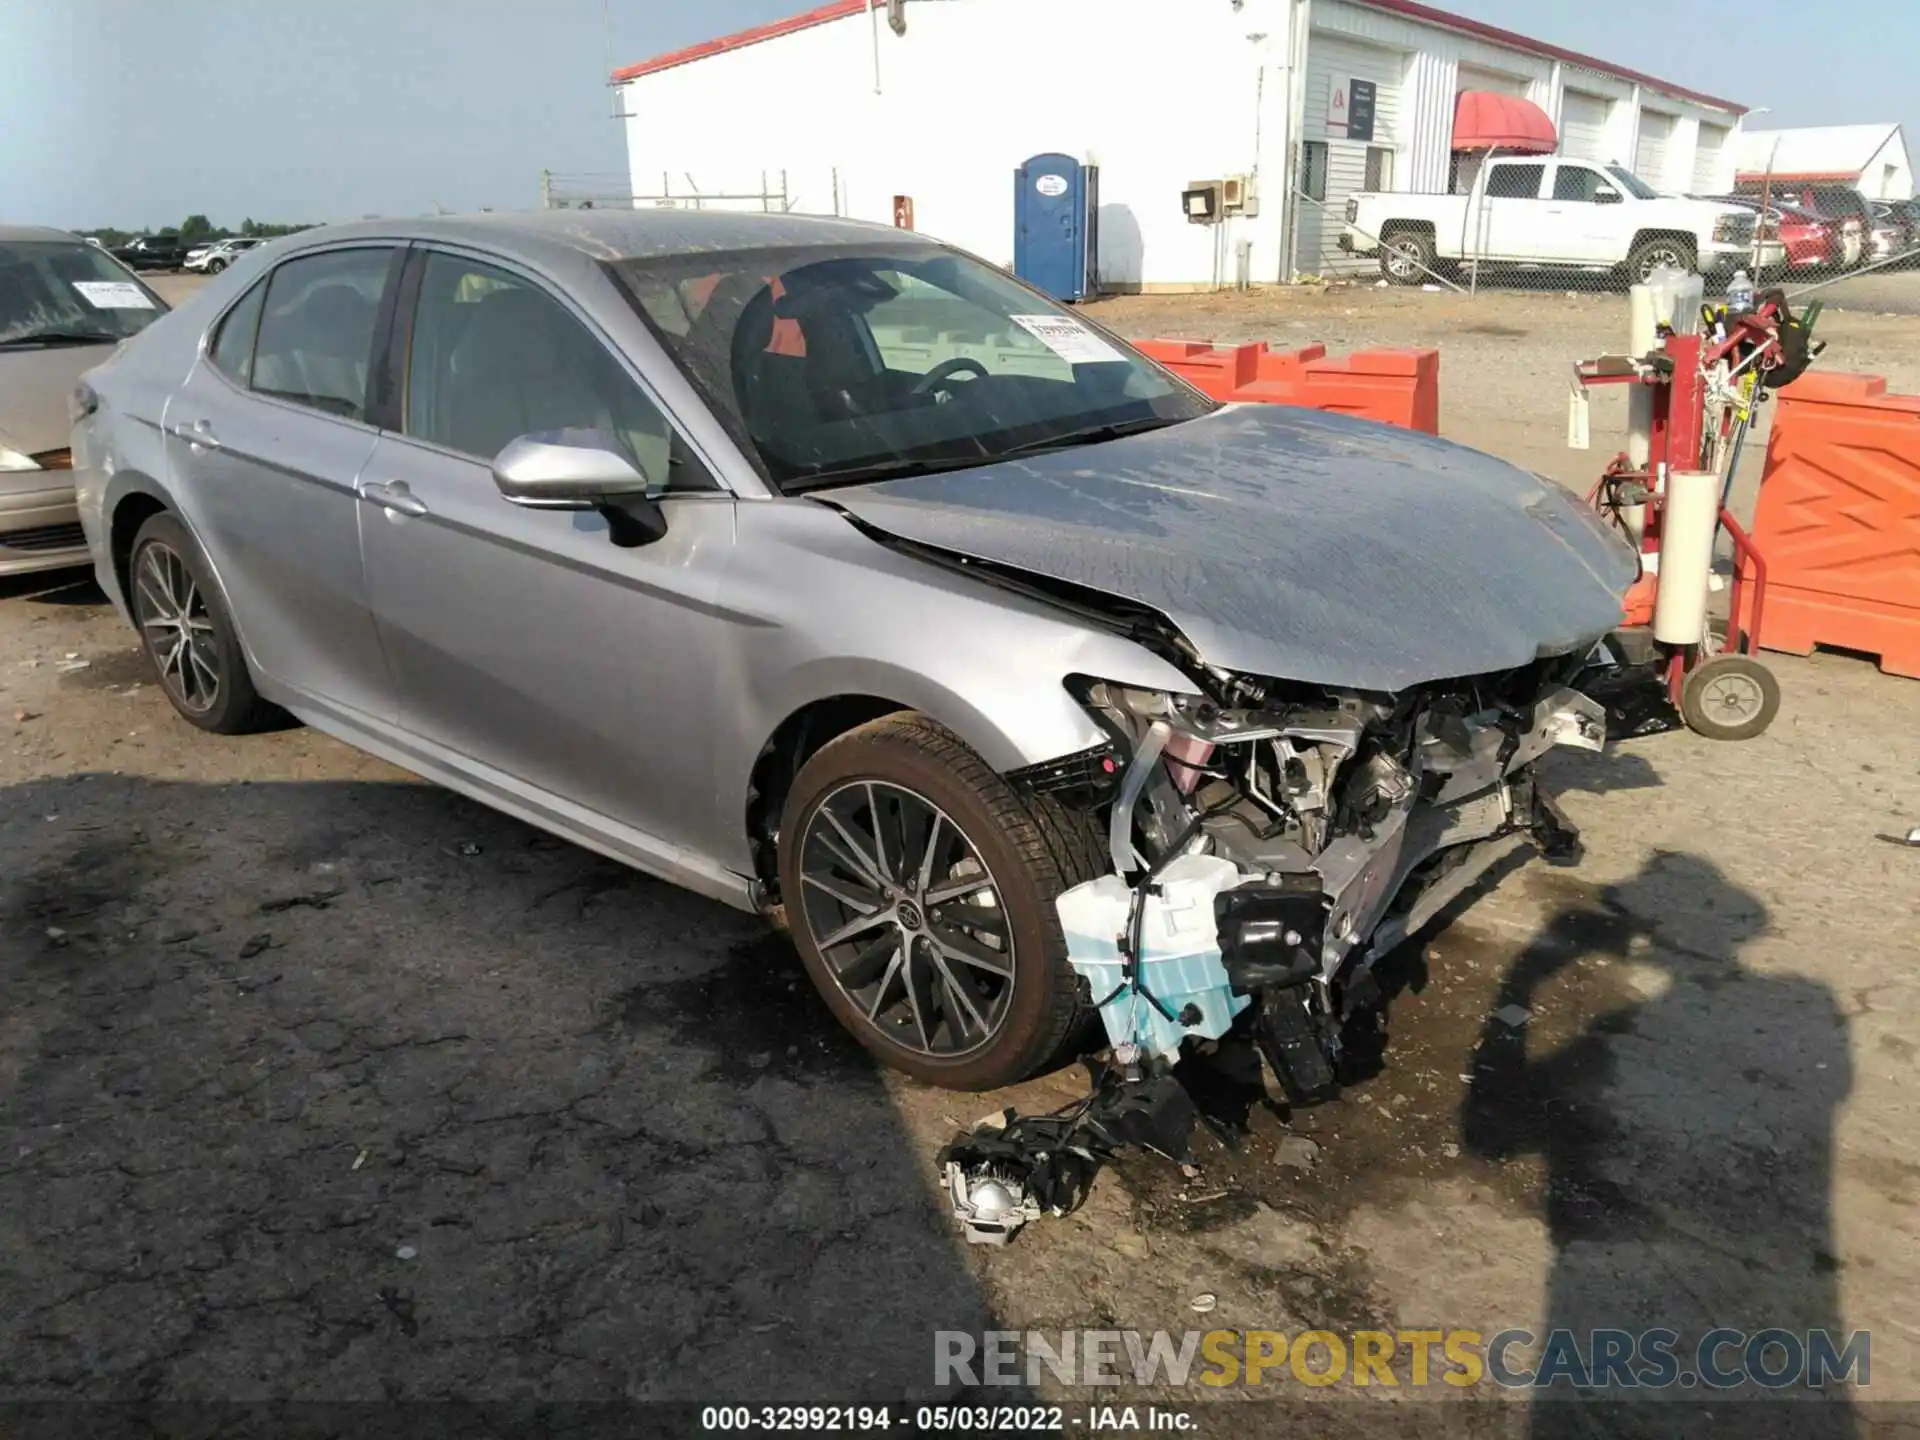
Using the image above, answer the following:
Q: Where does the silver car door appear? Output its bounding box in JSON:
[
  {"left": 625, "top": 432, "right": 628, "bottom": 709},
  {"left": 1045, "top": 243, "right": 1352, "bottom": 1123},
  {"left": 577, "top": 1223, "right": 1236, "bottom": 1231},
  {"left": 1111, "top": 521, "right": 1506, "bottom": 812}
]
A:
[
  {"left": 164, "top": 245, "right": 403, "bottom": 723},
  {"left": 356, "top": 246, "right": 738, "bottom": 856}
]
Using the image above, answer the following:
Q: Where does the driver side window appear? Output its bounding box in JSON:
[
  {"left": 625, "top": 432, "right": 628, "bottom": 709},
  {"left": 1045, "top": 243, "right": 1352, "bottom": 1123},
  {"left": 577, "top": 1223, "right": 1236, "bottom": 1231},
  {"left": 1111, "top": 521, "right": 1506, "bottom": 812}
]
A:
[{"left": 403, "top": 252, "right": 682, "bottom": 487}]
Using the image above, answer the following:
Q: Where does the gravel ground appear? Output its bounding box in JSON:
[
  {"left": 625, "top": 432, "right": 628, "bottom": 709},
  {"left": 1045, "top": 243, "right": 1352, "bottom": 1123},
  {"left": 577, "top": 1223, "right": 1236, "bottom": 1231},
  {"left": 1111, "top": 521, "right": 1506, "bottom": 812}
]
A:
[
  {"left": 3, "top": 274, "right": 1918, "bottom": 1435},
  {"left": 1084, "top": 279, "right": 1920, "bottom": 505}
]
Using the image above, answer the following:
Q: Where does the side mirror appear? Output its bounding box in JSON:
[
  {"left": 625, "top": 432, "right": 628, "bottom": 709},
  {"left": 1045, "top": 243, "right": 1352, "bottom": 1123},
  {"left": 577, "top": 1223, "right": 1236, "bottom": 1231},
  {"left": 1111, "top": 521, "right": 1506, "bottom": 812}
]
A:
[
  {"left": 1594, "top": 187, "right": 1622, "bottom": 205},
  {"left": 491, "top": 429, "right": 667, "bottom": 548}
]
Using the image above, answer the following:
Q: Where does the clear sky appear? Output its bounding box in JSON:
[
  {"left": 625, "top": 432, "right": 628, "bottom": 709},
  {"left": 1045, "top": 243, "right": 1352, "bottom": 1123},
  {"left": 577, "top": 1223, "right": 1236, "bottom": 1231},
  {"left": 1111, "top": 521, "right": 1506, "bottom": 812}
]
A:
[{"left": 0, "top": 0, "right": 1906, "bottom": 231}]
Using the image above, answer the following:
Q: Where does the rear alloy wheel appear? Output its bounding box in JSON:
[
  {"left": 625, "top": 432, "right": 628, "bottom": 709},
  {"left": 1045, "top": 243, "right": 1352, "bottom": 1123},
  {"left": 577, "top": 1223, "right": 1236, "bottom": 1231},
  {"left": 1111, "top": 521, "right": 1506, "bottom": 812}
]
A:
[
  {"left": 129, "top": 512, "right": 276, "bottom": 734},
  {"left": 778, "top": 714, "right": 1101, "bottom": 1090},
  {"left": 1381, "top": 230, "right": 1435, "bottom": 285}
]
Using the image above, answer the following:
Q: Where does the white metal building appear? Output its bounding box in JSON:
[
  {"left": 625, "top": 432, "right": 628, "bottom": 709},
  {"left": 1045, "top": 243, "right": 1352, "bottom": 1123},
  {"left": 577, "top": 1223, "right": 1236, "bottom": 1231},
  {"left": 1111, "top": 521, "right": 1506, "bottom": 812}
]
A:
[
  {"left": 611, "top": 0, "right": 1750, "bottom": 288},
  {"left": 1732, "top": 125, "right": 1914, "bottom": 201}
]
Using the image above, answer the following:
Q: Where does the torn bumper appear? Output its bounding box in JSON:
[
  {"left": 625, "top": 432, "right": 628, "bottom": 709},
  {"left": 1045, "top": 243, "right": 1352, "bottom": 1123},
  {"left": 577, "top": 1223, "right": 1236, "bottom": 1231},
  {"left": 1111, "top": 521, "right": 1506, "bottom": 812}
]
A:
[{"left": 1054, "top": 679, "right": 1606, "bottom": 1071}]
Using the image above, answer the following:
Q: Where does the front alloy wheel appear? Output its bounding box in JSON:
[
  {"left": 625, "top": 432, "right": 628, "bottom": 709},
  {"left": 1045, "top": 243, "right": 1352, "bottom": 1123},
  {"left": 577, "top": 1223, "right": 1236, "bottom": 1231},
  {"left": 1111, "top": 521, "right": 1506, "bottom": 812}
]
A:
[
  {"left": 797, "top": 780, "right": 1017, "bottom": 1059},
  {"left": 1630, "top": 239, "right": 1693, "bottom": 283},
  {"left": 778, "top": 714, "right": 1101, "bottom": 1090}
]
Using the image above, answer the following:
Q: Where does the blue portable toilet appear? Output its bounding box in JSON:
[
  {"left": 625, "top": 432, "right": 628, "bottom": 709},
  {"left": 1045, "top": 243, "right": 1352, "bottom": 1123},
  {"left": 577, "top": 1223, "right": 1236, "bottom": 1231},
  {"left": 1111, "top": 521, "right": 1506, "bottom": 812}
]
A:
[{"left": 1014, "top": 153, "right": 1099, "bottom": 302}]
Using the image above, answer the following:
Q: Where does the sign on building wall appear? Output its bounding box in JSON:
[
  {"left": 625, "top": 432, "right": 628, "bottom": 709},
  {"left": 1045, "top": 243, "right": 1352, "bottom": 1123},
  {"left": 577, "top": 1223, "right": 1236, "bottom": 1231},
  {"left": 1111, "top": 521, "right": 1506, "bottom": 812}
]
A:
[{"left": 1328, "top": 78, "right": 1377, "bottom": 144}]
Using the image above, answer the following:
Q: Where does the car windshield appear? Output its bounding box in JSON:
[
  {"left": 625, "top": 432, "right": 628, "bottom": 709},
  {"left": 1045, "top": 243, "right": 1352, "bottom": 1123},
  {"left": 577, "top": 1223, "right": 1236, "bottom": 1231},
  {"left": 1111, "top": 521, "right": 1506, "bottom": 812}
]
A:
[
  {"left": 610, "top": 243, "right": 1213, "bottom": 491},
  {"left": 1605, "top": 166, "right": 1659, "bottom": 201},
  {"left": 0, "top": 240, "right": 167, "bottom": 346}
]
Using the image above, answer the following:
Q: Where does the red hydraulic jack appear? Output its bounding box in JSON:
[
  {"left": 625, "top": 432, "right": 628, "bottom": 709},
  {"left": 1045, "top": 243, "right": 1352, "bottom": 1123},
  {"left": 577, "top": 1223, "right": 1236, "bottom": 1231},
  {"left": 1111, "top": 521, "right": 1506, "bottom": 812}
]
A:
[{"left": 1571, "top": 288, "right": 1822, "bottom": 741}]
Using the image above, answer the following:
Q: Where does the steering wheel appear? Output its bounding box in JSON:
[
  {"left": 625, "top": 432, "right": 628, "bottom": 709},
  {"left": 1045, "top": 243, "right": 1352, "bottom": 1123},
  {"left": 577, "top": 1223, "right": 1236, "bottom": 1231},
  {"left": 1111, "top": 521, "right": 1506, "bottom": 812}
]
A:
[{"left": 911, "top": 357, "right": 990, "bottom": 399}]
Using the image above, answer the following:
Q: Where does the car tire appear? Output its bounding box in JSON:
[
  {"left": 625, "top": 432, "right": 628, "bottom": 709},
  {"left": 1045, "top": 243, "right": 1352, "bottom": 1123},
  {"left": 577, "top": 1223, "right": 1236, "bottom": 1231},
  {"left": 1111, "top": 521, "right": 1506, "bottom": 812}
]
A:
[
  {"left": 1380, "top": 229, "right": 1436, "bottom": 286},
  {"left": 207, "top": 258, "right": 226, "bottom": 274},
  {"left": 1628, "top": 236, "right": 1696, "bottom": 283},
  {"left": 128, "top": 512, "right": 278, "bottom": 735},
  {"left": 777, "top": 712, "right": 1104, "bottom": 1091}
]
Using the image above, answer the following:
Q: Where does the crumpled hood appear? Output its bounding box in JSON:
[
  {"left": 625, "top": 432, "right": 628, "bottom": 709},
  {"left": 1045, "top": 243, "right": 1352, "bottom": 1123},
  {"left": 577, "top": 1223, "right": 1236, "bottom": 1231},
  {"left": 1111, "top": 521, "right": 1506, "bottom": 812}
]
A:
[
  {"left": 0, "top": 344, "right": 114, "bottom": 455},
  {"left": 823, "top": 404, "right": 1637, "bottom": 692}
]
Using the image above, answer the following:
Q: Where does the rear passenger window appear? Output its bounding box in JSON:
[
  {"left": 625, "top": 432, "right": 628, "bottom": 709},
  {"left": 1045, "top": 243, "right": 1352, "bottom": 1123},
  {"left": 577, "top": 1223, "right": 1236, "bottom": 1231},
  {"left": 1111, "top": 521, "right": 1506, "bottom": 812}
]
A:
[
  {"left": 1486, "top": 164, "right": 1545, "bottom": 199},
  {"left": 251, "top": 248, "right": 395, "bottom": 420},
  {"left": 404, "top": 252, "right": 680, "bottom": 485},
  {"left": 209, "top": 280, "right": 266, "bottom": 383}
]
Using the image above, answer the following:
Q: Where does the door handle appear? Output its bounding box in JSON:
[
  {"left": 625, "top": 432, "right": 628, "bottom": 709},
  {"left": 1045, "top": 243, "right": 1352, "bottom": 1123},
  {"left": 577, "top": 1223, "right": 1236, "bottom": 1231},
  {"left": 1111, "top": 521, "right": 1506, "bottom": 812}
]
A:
[
  {"left": 360, "top": 480, "right": 429, "bottom": 518},
  {"left": 170, "top": 418, "right": 221, "bottom": 451}
]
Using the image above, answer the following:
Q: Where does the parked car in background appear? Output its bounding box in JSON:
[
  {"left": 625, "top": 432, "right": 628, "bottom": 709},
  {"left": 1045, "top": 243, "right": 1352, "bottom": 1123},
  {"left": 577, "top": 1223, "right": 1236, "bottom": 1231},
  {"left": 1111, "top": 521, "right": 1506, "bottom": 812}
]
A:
[
  {"left": 113, "top": 235, "right": 188, "bottom": 272},
  {"left": 1701, "top": 195, "right": 1839, "bottom": 274},
  {"left": 184, "top": 237, "right": 264, "bottom": 274},
  {"left": 72, "top": 210, "right": 1631, "bottom": 1092},
  {"left": 1869, "top": 202, "right": 1915, "bottom": 264},
  {"left": 1347, "top": 156, "right": 1778, "bottom": 284},
  {"left": 1738, "top": 181, "right": 1871, "bottom": 269},
  {"left": 1, "top": 225, "right": 167, "bottom": 575}
]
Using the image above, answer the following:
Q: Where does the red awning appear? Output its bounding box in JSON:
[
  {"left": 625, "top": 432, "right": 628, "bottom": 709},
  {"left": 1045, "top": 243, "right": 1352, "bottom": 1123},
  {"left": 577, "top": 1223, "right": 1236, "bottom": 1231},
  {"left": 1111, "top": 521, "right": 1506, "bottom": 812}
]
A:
[{"left": 1451, "top": 90, "right": 1558, "bottom": 153}]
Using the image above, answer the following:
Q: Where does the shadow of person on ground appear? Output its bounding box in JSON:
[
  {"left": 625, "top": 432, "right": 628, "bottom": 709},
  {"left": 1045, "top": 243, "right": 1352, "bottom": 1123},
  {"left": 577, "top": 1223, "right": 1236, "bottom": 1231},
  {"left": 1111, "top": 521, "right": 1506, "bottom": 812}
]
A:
[
  {"left": 1461, "top": 850, "right": 1855, "bottom": 1438},
  {"left": 0, "top": 773, "right": 1001, "bottom": 1408}
]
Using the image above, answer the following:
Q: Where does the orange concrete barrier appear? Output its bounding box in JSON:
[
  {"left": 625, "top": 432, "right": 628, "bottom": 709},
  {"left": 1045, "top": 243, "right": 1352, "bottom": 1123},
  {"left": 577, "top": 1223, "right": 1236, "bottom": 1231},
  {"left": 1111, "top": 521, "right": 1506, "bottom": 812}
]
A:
[
  {"left": 1745, "top": 371, "right": 1920, "bottom": 678},
  {"left": 1133, "top": 339, "right": 1440, "bottom": 434}
]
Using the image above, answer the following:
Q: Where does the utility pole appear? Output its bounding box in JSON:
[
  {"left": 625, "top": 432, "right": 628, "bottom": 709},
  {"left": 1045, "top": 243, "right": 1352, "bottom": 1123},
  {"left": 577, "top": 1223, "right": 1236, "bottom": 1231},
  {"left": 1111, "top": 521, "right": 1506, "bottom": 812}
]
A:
[{"left": 540, "top": 169, "right": 553, "bottom": 210}]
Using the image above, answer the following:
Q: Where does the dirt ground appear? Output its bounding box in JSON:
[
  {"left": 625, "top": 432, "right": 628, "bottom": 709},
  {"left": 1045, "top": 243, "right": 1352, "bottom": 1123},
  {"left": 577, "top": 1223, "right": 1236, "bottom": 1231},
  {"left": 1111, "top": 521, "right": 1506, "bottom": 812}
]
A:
[
  {"left": 4, "top": 277, "right": 1919, "bottom": 1435},
  {"left": 1084, "top": 281, "right": 1920, "bottom": 506}
]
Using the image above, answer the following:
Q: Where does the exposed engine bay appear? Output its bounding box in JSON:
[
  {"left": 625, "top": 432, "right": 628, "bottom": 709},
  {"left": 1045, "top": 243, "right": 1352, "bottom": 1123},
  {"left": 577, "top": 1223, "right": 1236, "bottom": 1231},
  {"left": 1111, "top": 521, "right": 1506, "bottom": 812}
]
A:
[{"left": 942, "top": 653, "right": 1609, "bottom": 1244}]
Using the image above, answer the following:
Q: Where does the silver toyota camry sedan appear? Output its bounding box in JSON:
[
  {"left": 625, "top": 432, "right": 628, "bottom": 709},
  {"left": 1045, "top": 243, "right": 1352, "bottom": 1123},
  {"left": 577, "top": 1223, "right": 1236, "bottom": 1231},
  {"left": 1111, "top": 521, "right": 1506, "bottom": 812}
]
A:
[{"left": 73, "top": 210, "right": 1634, "bottom": 1093}]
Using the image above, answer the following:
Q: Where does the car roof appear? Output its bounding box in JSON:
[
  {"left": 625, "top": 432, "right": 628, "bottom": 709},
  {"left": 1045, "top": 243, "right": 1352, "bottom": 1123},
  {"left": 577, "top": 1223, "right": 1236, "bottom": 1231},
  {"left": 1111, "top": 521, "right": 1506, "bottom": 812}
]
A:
[
  {"left": 279, "top": 208, "right": 938, "bottom": 269},
  {"left": 0, "top": 224, "right": 85, "bottom": 244}
]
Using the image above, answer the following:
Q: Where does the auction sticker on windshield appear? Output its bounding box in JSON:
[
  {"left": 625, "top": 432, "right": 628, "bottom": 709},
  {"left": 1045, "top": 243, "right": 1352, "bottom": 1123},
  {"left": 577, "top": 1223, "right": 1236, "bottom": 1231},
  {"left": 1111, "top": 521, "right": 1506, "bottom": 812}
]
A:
[
  {"left": 1009, "top": 313, "right": 1123, "bottom": 365},
  {"left": 72, "top": 281, "right": 154, "bottom": 309}
]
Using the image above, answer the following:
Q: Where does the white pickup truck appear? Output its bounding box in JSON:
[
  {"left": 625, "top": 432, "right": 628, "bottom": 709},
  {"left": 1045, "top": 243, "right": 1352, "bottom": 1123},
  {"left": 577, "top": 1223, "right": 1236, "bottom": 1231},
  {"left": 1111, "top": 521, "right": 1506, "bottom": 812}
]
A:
[{"left": 1342, "top": 156, "right": 1780, "bottom": 285}]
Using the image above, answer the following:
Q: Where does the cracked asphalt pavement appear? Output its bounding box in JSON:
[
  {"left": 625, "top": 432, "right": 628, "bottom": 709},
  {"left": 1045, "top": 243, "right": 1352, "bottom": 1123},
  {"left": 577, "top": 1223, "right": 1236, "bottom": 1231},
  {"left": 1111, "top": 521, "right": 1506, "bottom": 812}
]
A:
[{"left": 2, "top": 627, "right": 994, "bottom": 1406}]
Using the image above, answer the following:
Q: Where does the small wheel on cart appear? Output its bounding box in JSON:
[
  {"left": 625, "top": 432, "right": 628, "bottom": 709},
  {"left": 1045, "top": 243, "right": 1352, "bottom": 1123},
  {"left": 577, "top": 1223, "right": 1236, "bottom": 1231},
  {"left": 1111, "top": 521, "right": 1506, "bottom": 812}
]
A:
[{"left": 1680, "top": 654, "right": 1780, "bottom": 741}]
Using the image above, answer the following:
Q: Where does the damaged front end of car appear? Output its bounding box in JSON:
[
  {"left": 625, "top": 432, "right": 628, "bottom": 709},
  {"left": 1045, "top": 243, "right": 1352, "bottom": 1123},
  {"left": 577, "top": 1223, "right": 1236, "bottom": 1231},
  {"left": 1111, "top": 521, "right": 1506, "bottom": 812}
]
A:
[
  {"left": 1067, "top": 662, "right": 1602, "bottom": 1085},
  {"left": 940, "top": 656, "right": 1607, "bottom": 1244}
]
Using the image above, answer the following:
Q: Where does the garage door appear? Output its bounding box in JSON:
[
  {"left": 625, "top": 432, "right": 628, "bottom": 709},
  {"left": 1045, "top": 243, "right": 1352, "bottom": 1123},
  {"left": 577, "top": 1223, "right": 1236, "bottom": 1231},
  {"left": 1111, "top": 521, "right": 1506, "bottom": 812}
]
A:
[
  {"left": 1457, "top": 64, "right": 1529, "bottom": 97},
  {"left": 1560, "top": 92, "right": 1611, "bottom": 163},
  {"left": 1635, "top": 111, "right": 1674, "bottom": 190},
  {"left": 1694, "top": 122, "right": 1729, "bottom": 193}
]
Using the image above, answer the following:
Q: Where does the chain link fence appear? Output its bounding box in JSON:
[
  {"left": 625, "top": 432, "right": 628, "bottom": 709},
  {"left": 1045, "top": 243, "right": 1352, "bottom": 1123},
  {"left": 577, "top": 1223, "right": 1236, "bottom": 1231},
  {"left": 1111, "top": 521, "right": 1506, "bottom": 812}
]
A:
[
  {"left": 538, "top": 170, "right": 802, "bottom": 214},
  {"left": 1287, "top": 171, "right": 1920, "bottom": 313}
]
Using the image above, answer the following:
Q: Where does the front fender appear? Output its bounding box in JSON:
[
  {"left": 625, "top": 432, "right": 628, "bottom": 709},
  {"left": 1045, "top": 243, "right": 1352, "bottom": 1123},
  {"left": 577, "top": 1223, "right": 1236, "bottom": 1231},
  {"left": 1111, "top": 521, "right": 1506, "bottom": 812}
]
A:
[{"left": 762, "top": 654, "right": 1105, "bottom": 778}]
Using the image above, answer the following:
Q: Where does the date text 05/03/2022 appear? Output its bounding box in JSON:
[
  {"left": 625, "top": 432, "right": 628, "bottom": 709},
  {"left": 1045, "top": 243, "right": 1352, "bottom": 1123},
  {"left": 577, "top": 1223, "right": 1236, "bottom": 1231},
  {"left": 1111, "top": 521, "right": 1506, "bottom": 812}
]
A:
[{"left": 698, "top": 1404, "right": 1195, "bottom": 1431}]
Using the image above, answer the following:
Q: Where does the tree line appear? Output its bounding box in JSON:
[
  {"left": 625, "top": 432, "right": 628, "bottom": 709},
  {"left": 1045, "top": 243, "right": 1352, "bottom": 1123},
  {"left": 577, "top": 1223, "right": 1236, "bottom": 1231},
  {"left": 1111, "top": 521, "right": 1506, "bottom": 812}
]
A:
[{"left": 75, "top": 216, "right": 317, "bottom": 249}]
